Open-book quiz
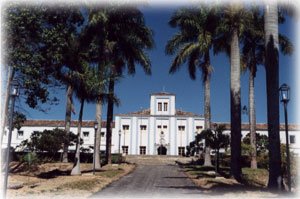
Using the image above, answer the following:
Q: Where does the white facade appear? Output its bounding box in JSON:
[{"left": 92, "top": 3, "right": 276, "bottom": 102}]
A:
[
  {"left": 2, "top": 92, "right": 300, "bottom": 156},
  {"left": 3, "top": 123, "right": 108, "bottom": 152},
  {"left": 112, "top": 92, "right": 204, "bottom": 155}
]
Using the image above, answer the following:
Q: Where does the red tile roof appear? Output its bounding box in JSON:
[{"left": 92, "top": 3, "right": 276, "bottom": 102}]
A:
[
  {"left": 117, "top": 108, "right": 151, "bottom": 116},
  {"left": 175, "top": 110, "right": 202, "bottom": 117},
  {"left": 213, "top": 122, "right": 300, "bottom": 131},
  {"left": 23, "top": 120, "right": 115, "bottom": 128}
]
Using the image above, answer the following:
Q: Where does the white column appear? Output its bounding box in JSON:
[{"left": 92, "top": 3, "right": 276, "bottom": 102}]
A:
[
  {"left": 131, "top": 117, "right": 137, "bottom": 155},
  {"left": 149, "top": 117, "right": 155, "bottom": 155},
  {"left": 170, "top": 117, "right": 176, "bottom": 155}
]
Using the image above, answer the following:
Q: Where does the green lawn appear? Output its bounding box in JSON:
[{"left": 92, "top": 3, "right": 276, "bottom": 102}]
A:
[{"left": 183, "top": 164, "right": 268, "bottom": 187}]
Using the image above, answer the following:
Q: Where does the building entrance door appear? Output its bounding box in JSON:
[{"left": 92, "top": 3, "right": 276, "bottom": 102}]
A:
[{"left": 157, "top": 145, "right": 167, "bottom": 155}]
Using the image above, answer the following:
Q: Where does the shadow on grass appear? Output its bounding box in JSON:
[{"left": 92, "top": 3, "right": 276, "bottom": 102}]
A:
[
  {"left": 37, "top": 169, "right": 70, "bottom": 179},
  {"left": 81, "top": 169, "right": 105, "bottom": 174},
  {"left": 176, "top": 160, "right": 296, "bottom": 197},
  {"left": 176, "top": 161, "right": 278, "bottom": 195}
]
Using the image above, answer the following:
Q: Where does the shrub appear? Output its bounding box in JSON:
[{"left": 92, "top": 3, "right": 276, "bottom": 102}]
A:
[
  {"left": 16, "top": 128, "right": 82, "bottom": 161},
  {"left": 22, "top": 152, "right": 39, "bottom": 171},
  {"left": 257, "top": 152, "right": 269, "bottom": 169},
  {"left": 111, "top": 153, "right": 125, "bottom": 164}
]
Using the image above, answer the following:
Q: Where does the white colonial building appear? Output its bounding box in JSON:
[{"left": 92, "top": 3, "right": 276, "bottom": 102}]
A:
[
  {"left": 112, "top": 92, "right": 204, "bottom": 156},
  {"left": 2, "top": 92, "right": 300, "bottom": 156}
]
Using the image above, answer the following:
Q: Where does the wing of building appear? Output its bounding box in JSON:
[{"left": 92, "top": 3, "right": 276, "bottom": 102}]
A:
[{"left": 2, "top": 92, "right": 300, "bottom": 156}]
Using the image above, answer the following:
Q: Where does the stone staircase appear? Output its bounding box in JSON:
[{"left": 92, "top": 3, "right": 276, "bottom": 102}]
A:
[{"left": 124, "top": 155, "right": 193, "bottom": 165}]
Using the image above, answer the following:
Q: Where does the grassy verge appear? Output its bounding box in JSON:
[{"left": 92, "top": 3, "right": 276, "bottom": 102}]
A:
[
  {"left": 63, "top": 178, "right": 100, "bottom": 191},
  {"left": 242, "top": 168, "right": 268, "bottom": 187},
  {"left": 183, "top": 164, "right": 268, "bottom": 187},
  {"left": 8, "top": 163, "right": 135, "bottom": 198}
]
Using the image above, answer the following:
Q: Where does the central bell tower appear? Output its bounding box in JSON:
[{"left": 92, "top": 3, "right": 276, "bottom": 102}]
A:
[{"left": 150, "top": 92, "right": 175, "bottom": 115}]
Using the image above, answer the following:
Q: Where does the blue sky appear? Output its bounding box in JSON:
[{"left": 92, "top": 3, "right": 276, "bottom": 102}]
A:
[{"left": 19, "top": 5, "right": 298, "bottom": 124}]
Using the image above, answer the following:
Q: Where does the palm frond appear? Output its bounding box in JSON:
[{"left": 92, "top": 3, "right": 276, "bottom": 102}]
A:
[
  {"left": 279, "top": 34, "right": 293, "bottom": 55},
  {"left": 169, "top": 42, "right": 200, "bottom": 75}
]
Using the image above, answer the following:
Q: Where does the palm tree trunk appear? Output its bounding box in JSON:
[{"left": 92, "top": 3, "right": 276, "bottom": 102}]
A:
[
  {"left": 105, "top": 75, "right": 115, "bottom": 165},
  {"left": 230, "top": 29, "right": 242, "bottom": 181},
  {"left": 204, "top": 52, "right": 211, "bottom": 130},
  {"left": 204, "top": 146, "right": 212, "bottom": 167},
  {"left": 95, "top": 100, "right": 102, "bottom": 169},
  {"left": 249, "top": 67, "right": 257, "bottom": 169},
  {"left": 264, "top": 3, "right": 282, "bottom": 190},
  {"left": 1, "top": 67, "right": 14, "bottom": 146},
  {"left": 216, "top": 148, "right": 220, "bottom": 172},
  {"left": 62, "top": 84, "right": 73, "bottom": 163},
  {"left": 95, "top": 55, "right": 106, "bottom": 169},
  {"left": 71, "top": 98, "right": 84, "bottom": 175},
  {"left": 203, "top": 51, "right": 212, "bottom": 166}
]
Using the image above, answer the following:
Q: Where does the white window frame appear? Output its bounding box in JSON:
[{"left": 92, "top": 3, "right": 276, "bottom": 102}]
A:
[
  {"left": 17, "top": 130, "right": 24, "bottom": 139},
  {"left": 83, "top": 131, "right": 90, "bottom": 139},
  {"left": 122, "top": 125, "right": 129, "bottom": 131},
  {"left": 140, "top": 125, "right": 147, "bottom": 131},
  {"left": 178, "top": 126, "right": 185, "bottom": 131},
  {"left": 158, "top": 102, "right": 162, "bottom": 111},
  {"left": 290, "top": 135, "right": 296, "bottom": 144},
  {"left": 139, "top": 146, "right": 146, "bottom": 155},
  {"left": 163, "top": 102, "right": 168, "bottom": 111}
]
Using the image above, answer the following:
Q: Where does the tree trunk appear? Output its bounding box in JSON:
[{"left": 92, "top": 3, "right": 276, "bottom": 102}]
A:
[
  {"left": 230, "top": 29, "right": 242, "bottom": 181},
  {"left": 216, "top": 148, "right": 220, "bottom": 173},
  {"left": 95, "top": 100, "right": 102, "bottom": 169},
  {"left": 204, "top": 146, "right": 212, "bottom": 167},
  {"left": 62, "top": 84, "right": 73, "bottom": 163},
  {"left": 105, "top": 75, "right": 115, "bottom": 165},
  {"left": 203, "top": 51, "right": 212, "bottom": 166},
  {"left": 204, "top": 52, "right": 211, "bottom": 130},
  {"left": 71, "top": 99, "right": 84, "bottom": 175},
  {"left": 264, "top": 3, "right": 282, "bottom": 190},
  {"left": 1, "top": 67, "right": 14, "bottom": 146},
  {"left": 249, "top": 66, "right": 257, "bottom": 169}
]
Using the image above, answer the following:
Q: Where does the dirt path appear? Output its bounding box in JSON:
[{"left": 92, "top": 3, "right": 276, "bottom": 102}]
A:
[
  {"left": 92, "top": 156, "right": 289, "bottom": 198},
  {"left": 92, "top": 156, "right": 203, "bottom": 198}
]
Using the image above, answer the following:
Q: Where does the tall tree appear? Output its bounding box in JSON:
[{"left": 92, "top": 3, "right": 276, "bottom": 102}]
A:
[
  {"left": 264, "top": 2, "right": 281, "bottom": 189},
  {"left": 242, "top": 7, "right": 293, "bottom": 169},
  {"left": 85, "top": 7, "right": 111, "bottom": 168},
  {"left": 106, "top": 7, "right": 154, "bottom": 164},
  {"left": 215, "top": 4, "right": 250, "bottom": 181},
  {"left": 241, "top": 7, "right": 264, "bottom": 169},
  {"left": 41, "top": 7, "right": 84, "bottom": 163},
  {"left": 166, "top": 6, "right": 218, "bottom": 166},
  {"left": 2, "top": 6, "right": 56, "bottom": 145},
  {"left": 71, "top": 63, "right": 103, "bottom": 175}
]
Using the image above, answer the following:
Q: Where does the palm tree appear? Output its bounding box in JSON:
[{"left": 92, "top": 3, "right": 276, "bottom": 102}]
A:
[
  {"left": 241, "top": 7, "right": 263, "bottom": 169},
  {"left": 105, "top": 7, "right": 154, "bottom": 164},
  {"left": 264, "top": 2, "right": 281, "bottom": 190},
  {"left": 87, "top": 6, "right": 154, "bottom": 164},
  {"left": 166, "top": 6, "right": 218, "bottom": 166},
  {"left": 33, "top": 7, "right": 84, "bottom": 163},
  {"left": 77, "top": 8, "right": 110, "bottom": 168},
  {"left": 60, "top": 34, "right": 84, "bottom": 163},
  {"left": 215, "top": 4, "right": 250, "bottom": 181},
  {"left": 71, "top": 63, "right": 103, "bottom": 175},
  {"left": 242, "top": 7, "right": 293, "bottom": 170}
]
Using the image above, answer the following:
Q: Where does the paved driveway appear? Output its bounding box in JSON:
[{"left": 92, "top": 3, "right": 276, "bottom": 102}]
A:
[{"left": 92, "top": 156, "right": 203, "bottom": 198}]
